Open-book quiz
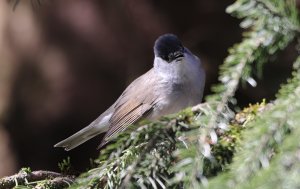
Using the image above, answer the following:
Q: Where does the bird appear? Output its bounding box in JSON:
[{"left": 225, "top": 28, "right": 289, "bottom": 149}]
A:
[{"left": 54, "top": 33, "right": 205, "bottom": 151}]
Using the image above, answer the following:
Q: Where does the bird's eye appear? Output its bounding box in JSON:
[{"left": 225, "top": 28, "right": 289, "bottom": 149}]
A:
[{"left": 168, "top": 54, "right": 174, "bottom": 62}]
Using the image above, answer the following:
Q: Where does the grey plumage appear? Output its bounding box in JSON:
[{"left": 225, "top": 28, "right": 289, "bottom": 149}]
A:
[{"left": 54, "top": 34, "right": 205, "bottom": 151}]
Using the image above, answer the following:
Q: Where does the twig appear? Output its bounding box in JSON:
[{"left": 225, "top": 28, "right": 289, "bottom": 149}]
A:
[{"left": 0, "top": 170, "right": 75, "bottom": 189}]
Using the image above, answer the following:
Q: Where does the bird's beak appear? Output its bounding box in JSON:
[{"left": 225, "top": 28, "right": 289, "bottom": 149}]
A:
[
  {"left": 174, "top": 51, "right": 184, "bottom": 62},
  {"left": 174, "top": 51, "right": 184, "bottom": 59}
]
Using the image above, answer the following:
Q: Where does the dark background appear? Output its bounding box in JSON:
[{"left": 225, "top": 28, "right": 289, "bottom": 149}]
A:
[{"left": 0, "top": 0, "right": 297, "bottom": 177}]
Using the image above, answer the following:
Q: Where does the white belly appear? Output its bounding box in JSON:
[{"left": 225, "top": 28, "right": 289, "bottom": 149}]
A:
[{"left": 148, "top": 80, "right": 204, "bottom": 120}]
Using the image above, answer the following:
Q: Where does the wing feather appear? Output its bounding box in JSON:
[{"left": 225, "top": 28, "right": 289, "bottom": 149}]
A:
[{"left": 100, "top": 69, "right": 159, "bottom": 145}]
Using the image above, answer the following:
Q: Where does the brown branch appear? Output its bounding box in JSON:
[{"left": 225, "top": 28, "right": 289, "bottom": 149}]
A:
[{"left": 0, "top": 170, "right": 75, "bottom": 189}]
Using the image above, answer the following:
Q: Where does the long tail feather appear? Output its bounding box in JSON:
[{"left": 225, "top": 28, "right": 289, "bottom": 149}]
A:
[{"left": 54, "top": 126, "right": 105, "bottom": 151}]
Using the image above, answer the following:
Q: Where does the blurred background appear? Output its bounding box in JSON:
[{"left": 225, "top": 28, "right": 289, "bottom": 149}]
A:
[{"left": 0, "top": 0, "right": 298, "bottom": 177}]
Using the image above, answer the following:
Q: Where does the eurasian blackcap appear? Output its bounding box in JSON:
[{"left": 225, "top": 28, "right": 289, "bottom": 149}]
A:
[{"left": 54, "top": 33, "right": 205, "bottom": 151}]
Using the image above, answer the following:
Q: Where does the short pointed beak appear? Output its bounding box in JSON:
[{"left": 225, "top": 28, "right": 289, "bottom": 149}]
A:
[{"left": 174, "top": 51, "right": 184, "bottom": 59}]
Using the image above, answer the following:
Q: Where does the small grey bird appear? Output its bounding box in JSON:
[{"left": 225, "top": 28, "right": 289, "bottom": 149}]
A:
[{"left": 54, "top": 33, "right": 205, "bottom": 151}]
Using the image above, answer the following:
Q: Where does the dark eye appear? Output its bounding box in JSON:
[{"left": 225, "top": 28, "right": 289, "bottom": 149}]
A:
[{"left": 168, "top": 54, "right": 174, "bottom": 62}]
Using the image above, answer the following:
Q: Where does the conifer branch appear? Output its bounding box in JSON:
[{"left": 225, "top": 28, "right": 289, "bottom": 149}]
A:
[
  {"left": 207, "top": 56, "right": 300, "bottom": 188},
  {"left": 0, "top": 169, "right": 74, "bottom": 189}
]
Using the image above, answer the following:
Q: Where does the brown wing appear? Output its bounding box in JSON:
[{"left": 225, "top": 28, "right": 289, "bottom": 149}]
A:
[{"left": 100, "top": 69, "right": 159, "bottom": 146}]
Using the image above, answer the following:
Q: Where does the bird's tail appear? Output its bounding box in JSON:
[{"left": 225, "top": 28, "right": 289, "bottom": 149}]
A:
[{"left": 54, "top": 125, "right": 105, "bottom": 151}]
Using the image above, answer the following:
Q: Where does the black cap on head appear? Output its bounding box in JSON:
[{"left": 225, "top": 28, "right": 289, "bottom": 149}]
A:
[{"left": 154, "top": 34, "right": 184, "bottom": 62}]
